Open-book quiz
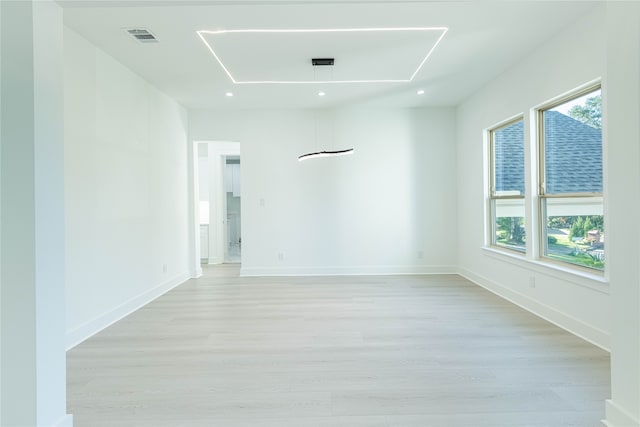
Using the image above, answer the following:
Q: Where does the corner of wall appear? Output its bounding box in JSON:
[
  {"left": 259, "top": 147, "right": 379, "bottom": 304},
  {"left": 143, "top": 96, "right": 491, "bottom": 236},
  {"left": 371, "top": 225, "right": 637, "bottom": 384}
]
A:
[
  {"left": 458, "top": 267, "right": 610, "bottom": 351},
  {"left": 65, "top": 273, "right": 189, "bottom": 350},
  {"left": 604, "top": 400, "right": 640, "bottom": 427},
  {"left": 53, "top": 414, "right": 73, "bottom": 427}
]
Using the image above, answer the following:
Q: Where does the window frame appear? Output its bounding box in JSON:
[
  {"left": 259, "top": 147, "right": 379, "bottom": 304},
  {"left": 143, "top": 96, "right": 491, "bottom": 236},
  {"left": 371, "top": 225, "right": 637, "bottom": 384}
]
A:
[
  {"left": 488, "top": 115, "right": 526, "bottom": 254},
  {"left": 537, "top": 83, "right": 603, "bottom": 273}
]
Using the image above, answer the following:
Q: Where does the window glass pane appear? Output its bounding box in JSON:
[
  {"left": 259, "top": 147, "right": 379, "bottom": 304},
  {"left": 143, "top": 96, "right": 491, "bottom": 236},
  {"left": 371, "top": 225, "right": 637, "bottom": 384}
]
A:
[
  {"left": 493, "top": 198, "right": 525, "bottom": 252},
  {"left": 543, "top": 197, "right": 604, "bottom": 270},
  {"left": 544, "top": 89, "right": 602, "bottom": 194},
  {"left": 493, "top": 120, "right": 524, "bottom": 196}
]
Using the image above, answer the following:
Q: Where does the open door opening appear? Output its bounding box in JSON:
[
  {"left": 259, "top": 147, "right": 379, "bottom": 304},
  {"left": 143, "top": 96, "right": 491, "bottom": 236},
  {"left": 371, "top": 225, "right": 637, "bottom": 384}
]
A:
[
  {"left": 194, "top": 141, "right": 241, "bottom": 267},
  {"left": 224, "top": 156, "right": 241, "bottom": 263}
]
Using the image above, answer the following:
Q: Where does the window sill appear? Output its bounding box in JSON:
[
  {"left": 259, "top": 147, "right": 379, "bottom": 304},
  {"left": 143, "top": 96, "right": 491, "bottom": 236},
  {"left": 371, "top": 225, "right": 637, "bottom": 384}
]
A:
[{"left": 481, "top": 246, "right": 609, "bottom": 294}]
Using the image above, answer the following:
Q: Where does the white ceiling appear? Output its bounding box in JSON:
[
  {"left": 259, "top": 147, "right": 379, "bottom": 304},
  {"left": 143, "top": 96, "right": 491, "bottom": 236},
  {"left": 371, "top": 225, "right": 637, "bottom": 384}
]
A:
[
  {"left": 59, "top": 1, "right": 600, "bottom": 110},
  {"left": 198, "top": 27, "right": 447, "bottom": 83}
]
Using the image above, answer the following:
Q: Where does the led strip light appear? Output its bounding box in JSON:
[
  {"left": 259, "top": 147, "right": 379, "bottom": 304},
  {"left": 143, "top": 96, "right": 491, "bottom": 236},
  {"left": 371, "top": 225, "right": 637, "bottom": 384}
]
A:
[{"left": 197, "top": 27, "right": 448, "bottom": 84}]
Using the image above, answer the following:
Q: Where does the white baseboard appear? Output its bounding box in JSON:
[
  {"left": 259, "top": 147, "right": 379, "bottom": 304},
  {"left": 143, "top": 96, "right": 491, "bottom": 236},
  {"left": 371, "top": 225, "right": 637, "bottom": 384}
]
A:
[
  {"left": 458, "top": 267, "right": 610, "bottom": 351},
  {"left": 240, "top": 265, "right": 457, "bottom": 277},
  {"left": 190, "top": 266, "right": 202, "bottom": 278},
  {"left": 53, "top": 414, "right": 73, "bottom": 427},
  {"left": 65, "top": 272, "right": 189, "bottom": 350},
  {"left": 604, "top": 399, "right": 640, "bottom": 427}
]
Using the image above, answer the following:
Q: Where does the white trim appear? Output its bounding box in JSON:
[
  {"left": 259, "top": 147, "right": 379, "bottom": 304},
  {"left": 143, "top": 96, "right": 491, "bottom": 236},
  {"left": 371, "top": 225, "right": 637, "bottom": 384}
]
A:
[
  {"left": 604, "top": 399, "right": 640, "bottom": 427},
  {"left": 482, "top": 246, "right": 609, "bottom": 291},
  {"left": 65, "top": 273, "right": 189, "bottom": 350},
  {"left": 195, "top": 140, "right": 241, "bottom": 153},
  {"left": 532, "top": 78, "right": 602, "bottom": 111},
  {"left": 458, "top": 267, "right": 610, "bottom": 351},
  {"left": 53, "top": 414, "right": 73, "bottom": 427},
  {"left": 240, "top": 265, "right": 456, "bottom": 277}
]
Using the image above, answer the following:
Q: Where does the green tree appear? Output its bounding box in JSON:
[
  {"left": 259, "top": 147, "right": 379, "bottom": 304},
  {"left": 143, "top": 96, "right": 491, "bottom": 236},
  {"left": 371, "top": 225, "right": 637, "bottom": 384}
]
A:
[
  {"left": 569, "top": 216, "right": 585, "bottom": 241},
  {"left": 510, "top": 218, "right": 524, "bottom": 244},
  {"left": 588, "top": 215, "right": 604, "bottom": 232},
  {"left": 548, "top": 216, "right": 569, "bottom": 229},
  {"left": 568, "top": 95, "right": 601, "bottom": 129},
  {"left": 583, "top": 217, "right": 593, "bottom": 237},
  {"left": 496, "top": 217, "right": 524, "bottom": 244}
]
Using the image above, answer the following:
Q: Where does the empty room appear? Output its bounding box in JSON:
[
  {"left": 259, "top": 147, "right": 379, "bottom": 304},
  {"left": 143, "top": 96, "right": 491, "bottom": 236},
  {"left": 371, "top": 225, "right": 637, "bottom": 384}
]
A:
[{"left": 1, "top": 1, "right": 639, "bottom": 426}]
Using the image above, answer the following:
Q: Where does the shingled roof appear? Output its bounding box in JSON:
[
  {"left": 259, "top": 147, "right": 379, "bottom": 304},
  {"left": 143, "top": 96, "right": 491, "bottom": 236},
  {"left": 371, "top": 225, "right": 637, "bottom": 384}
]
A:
[
  {"left": 494, "top": 111, "right": 602, "bottom": 194},
  {"left": 494, "top": 120, "right": 525, "bottom": 195}
]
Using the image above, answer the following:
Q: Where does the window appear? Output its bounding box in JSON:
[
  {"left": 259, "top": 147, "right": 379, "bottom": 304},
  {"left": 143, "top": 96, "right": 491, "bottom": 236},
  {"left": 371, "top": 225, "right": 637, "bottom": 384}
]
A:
[
  {"left": 539, "top": 86, "right": 603, "bottom": 271},
  {"left": 489, "top": 117, "right": 525, "bottom": 253}
]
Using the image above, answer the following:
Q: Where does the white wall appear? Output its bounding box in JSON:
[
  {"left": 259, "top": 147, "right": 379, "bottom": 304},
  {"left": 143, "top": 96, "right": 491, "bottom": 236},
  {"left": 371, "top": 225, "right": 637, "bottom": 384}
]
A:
[
  {"left": 64, "top": 27, "right": 190, "bottom": 349},
  {"left": 604, "top": 3, "right": 640, "bottom": 426},
  {"left": 456, "top": 8, "right": 609, "bottom": 348},
  {"left": 198, "top": 147, "right": 210, "bottom": 204},
  {"left": 1, "top": 2, "right": 70, "bottom": 425},
  {"left": 190, "top": 107, "right": 457, "bottom": 276}
]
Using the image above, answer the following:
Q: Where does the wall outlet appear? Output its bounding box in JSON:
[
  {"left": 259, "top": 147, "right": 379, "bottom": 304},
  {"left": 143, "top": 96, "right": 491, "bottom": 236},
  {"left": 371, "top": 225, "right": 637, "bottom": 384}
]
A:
[
  {"left": 278, "top": 252, "right": 284, "bottom": 261},
  {"left": 162, "top": 263, "right": 167, "bottom": 274},
  {"left": 529, "top": 276, "right": 536, "bottom": 288},
  {"left": 417, "top": 250, "right": 424, "bottom": 259}
]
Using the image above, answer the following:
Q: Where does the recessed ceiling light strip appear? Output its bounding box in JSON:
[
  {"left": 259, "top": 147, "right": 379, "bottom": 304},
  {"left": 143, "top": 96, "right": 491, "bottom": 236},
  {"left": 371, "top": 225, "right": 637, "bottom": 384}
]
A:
[
  {"left": 199, "top": 27, "right": 448, "bottom": 35},
  {"left": 197, "top": 31, "right": 238, "bottom": 84},
  {"left": 197, "top": 27, "right": 448, "bottom": 85},
  {"left": 408, "top": 27, "right": 448, "bottom": 81},
  {"left": 235, "top": 79, "right": 408, "bottom": 84}
]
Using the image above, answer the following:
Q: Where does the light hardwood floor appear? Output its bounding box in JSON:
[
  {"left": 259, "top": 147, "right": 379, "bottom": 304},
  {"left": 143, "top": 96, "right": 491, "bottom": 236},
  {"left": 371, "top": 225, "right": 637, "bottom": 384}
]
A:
[{"left": 67, "top": 265, "right": 610, "bottom": 426}]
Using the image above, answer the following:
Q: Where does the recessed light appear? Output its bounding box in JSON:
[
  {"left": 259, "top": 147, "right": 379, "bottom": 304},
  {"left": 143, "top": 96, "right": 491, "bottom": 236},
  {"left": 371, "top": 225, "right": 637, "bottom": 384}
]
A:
[
  {"left": 417, "top": 89, "right": 425, "bottom": 95},
  {"left": 225, "top": 92, "right": 234, "bottom": 97},
  {"left": 318, "top": 91, "right": 326, "bottom": 97}
]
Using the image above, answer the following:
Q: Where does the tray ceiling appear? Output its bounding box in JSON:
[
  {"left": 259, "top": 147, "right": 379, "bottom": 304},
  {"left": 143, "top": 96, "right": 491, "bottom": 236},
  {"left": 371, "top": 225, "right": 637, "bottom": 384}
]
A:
[
  {"left": 60, "top": 1, "right": 602, "bottom": 109},
  {"left": 198, "top": 28, "right": 447, "bottom": 84}
]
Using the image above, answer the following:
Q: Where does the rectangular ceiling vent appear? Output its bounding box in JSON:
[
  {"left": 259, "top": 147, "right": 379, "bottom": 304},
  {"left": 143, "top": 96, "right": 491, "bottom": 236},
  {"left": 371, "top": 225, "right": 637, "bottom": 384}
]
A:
[
  {"left": 126, "top": 28, "right": 158, "bottom": 43},
  {"left": 312, "top": 58, "right": 334, "bottom": 66}
]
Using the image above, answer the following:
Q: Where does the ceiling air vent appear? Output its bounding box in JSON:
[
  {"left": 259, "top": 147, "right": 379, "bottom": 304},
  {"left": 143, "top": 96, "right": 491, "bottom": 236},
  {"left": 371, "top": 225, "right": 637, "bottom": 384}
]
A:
[
  {"left": 312, "top": 58, "right": 334, "bottom": 66},
  {"left": 126, "top": 28, "right": 158, "bottom": 43}
]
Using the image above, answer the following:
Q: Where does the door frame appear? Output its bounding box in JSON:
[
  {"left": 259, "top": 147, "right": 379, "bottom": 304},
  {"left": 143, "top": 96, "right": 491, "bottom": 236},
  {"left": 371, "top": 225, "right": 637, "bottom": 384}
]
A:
[
  {"left": 189, "top": 140, "right": 240, "bottom": 277},
  {"left": 223, "top": 156, "right": 241, "bottom": 263}
]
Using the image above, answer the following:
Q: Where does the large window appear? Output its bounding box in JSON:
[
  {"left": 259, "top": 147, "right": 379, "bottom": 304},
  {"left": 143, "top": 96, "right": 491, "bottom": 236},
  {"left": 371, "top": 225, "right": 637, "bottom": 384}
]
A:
[
  {"left": 486, "top": 83, "right": 604, "bottom": 274},
  {"left": 489, "top": 118, "right": 525, "bottom": 253},
  {"left": 539, "top": 86, "right": 603, "bottom": 271}
]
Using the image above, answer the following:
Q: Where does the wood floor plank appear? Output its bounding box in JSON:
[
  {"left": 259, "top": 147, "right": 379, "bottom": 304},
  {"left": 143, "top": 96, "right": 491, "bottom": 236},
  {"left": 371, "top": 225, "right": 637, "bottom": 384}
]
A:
[{"left": 67, "top": 265, "right": 610, "bottom": 426}]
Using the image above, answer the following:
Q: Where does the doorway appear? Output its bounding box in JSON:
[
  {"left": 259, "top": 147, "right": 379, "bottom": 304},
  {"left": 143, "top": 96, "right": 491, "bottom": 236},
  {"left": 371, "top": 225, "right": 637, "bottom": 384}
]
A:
[
  {"left": 194, "top": 141, "right": 241, "bottom": 268},
  {"left": 224, "top": 156, "right": 241, "bottom": 263}
]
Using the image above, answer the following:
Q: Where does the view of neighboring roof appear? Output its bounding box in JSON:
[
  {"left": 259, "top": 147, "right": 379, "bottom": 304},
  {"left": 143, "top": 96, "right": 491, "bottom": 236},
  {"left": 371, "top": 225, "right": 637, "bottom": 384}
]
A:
[
  {"left": 494, "top": 111, "right": 602, "bottom": 195},
  {"left": 494, "top": 120, "right": 525, "bottom": 195}
]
